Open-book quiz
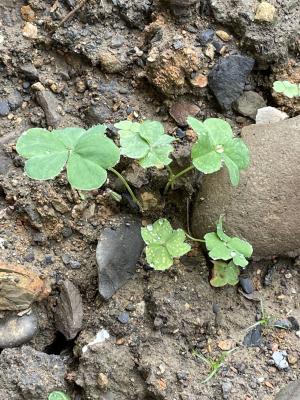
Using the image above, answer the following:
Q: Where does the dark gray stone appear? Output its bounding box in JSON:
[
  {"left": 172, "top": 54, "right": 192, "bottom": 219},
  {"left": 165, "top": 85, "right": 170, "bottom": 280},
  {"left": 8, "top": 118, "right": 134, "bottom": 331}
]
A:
[
  {"left": 7, "top": 90, "right": 23, "bottom": 111},
  {"left": 35, "top": 89, "right": 61, "bottom": 127},
  {"left": 239, "top": 275, "right": 254, "bottom": 294},
  {"left": 274, "top": 319, "right": 293, "bottom": 330},
  {"left": 55, "top": 279, "right": 83, "bottom": 340},
  {"left": 0, "top": 346, "right": 67, "bottom": 399},
  {"left": 0, "top": 100, "right": 10, "bottom": 116},
  {"left": 19, "top": 63, "right": 39, "bottom": 80},
  {"left": 208, "top": 55, "right": 255, "bottom": 110},
  {"left": 0, "top": 313, "right": 38, "bottom": 348},
  {"left": 85, "top": 104, "right": 112, "bottom": 125},
  {"left": 197, "top": 29, "right": 215, "bottom": 45},
  {"left": 243, "top": 325, "right": 262, "bottom": 347},
  {"left": 96, "top": 217, "right": 144, "bottom": 299},
  {"left": 275, "top": 380, "right": 300, "bottom": 400}
]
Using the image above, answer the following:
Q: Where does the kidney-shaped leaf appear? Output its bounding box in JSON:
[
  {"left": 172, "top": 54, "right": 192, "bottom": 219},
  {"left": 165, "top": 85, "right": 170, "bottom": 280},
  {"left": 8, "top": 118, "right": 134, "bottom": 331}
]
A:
[
  {"left": 115, "top": 119, "right": 175, "bottom": 169},
  {"left": 210, "top": 261, "right": 240, "bottom": 287},
  {"left": 141, "top": 219, "right": 191, "bottom": 271},
  {"left": 189, "top": 117, "right": 250, "bottom": 186}
]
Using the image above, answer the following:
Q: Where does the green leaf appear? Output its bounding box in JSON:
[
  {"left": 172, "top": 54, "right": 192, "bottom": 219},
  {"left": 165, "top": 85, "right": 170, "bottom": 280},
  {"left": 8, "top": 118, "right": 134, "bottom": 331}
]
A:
[
  {"left": 189, "top": 117, "right": 250, "bottom": 186},
  {"left": 141, "top": 219, "right": 191, "bottom": 271},
  {"left": 16, "top": 128, "right": 66, "bottom": 158},
  {"left": 115, "top": 119, "right": 175, "bottom": 169},
  {"left": 204, "top": 217, "right": 253, "bottom": 267},
  {"left": 53, "top": 127, "right": 86, "bottom": 149},
  {"left": 191, "top": 134, "right": 222, "bottom": 173},
  {"left": 25, "top": 151, "right": 68, "bottom": 180},
  {"left": 273, "top": 80, "right": 300, "bottom": 98},
  {"left": 48, "top": 391, "right": 71, "bottom": 400},
  {"left": 186, "top": 116, "right": 207, "bottom": 135},
  {"left": 210, "top": 261, "right": 240, "bottom": 287},
  {"left": 16, "top": 125, "right": 120, "bottom": 190}
]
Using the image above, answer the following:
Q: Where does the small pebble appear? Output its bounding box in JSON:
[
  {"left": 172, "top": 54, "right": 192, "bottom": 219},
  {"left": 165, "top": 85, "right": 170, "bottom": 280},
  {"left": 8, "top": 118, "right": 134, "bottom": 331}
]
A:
[
  {"left": 117, "top": 312, "right": 129, "bottom": 324},
  {"left": 239, "top": 275, "right": 254, "bottom": 294},
  {"left": 272, "top": 350, "right": 289, "bottom": 370},
  {"left": 0, "top": 100, "right": 10, "bottom": 117},
  {"left": 197, "top": 29, "right": 214, "bottom": 45}
]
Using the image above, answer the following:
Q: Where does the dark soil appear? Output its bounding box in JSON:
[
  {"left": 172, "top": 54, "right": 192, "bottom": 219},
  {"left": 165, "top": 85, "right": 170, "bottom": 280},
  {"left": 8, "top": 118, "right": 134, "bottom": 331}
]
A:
[{"left": 0, "top": 0, "right": 299, "bottom": 399}]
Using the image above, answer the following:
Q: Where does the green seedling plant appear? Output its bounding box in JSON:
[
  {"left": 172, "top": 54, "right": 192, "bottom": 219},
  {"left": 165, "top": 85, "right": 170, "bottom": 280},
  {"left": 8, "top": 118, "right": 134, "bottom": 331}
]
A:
[
  {"left": 142, "top": 216, "right": 252, "bottom": 287},
  {"left": 48, "top": 391, "right": 70, "bottom": 400},
  {"left": 193, "top": 349, "right": 235, "bottom": 384},
  {"left": 273, "top": 80, "right": 300, "bottom": 98},
  {"left": 114, "top": 120, "right": 175, "bottom": 169},
  {"left": 246, "top": 300, "right": 285, "bottom": 332},
  {"left": 16, "top": 125, "right": 142, "bottom": 209},
  {"left": 141, "top": 219, "right": 191, "bottom": 270},
  {"left": 16, "top": 115, "right": 252, "bottom": 287}
]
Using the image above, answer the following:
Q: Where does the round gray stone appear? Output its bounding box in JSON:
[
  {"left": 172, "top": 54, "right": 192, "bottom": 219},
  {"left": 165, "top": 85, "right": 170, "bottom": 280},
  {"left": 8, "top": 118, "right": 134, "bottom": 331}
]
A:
[
  {"left": 0, "top": 313, "right": 38, "bottom": 348},
  {"left": 192, "top": 116, "right": 300, "bottom": 258}
]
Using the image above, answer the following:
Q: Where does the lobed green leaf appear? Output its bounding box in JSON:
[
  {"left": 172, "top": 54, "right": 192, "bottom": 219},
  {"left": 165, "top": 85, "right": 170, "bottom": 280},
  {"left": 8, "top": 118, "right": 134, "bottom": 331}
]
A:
[
  {"left": 115, "top": 119, "right": 175, "bottom": 169},
  {"left": 48, "top": 391, "right": 71, "bottom": 400},
  {"left": 16, "top": 125, "right": 120, "bottom": 190},
  {"left": 141, "top": 219, "right": 191, "bottom": 271},
  {"left": 210, "top": 261, "right": 240, "bottom": 287},
  {"left": 273, "top": 80, "right": 300, "bottom": 98},
  {"left": 188, "top": 117, "right": 250, "bottom": 186}
]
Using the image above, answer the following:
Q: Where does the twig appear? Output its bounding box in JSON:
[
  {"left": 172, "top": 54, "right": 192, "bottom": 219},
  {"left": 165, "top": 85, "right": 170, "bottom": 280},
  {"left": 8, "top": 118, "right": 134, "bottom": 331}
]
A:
[{"left": 56, "top": 0, "right": 87, "bottom": 30}]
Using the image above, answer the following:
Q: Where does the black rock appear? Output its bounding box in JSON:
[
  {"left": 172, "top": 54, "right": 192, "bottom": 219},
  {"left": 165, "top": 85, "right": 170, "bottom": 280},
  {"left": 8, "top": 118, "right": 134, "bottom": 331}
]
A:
[
  {"left": 287, "top": 316, "right": 300, "bottom": 331},
  {"left": 175, "top": 128, "right": 186, "bottom": 139},
  {"left": 117, "top": 312, "right": 130, "bottom": 324},
  {"left": 208, "top": 55, "right": 255, "bottom": 110},
  {"left": 0, "top": 100, "right": 10, "bottom": 117},
  {"left": 85, "top": 104, "right": 112, "bottom": 125},
  {"left": 44, "top": 255, "right": 53, "bottom": 265},
  {"left": 96, "top": 216, "right": 144, "bottom": 299},
  {"left": 7, "top": 90, "right": 23, "bottom": 111},
  {"left": 0, "top": 313, "right": 38, "bottom": 348},
  {"left": 239, "top": 275, "right": 254, "bottom": 294},
  {"left": 197, "top": 29, "right": 214, "bottom": 45},
  {"left": 243, "top": 325, "right": 262, "bottom": 347}
]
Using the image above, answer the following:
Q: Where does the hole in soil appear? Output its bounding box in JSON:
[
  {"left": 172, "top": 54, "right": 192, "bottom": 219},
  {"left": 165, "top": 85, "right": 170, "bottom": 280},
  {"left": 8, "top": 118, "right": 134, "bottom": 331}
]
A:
[{"left": 44, "top": 332, "right": 75, "bottom": 355}]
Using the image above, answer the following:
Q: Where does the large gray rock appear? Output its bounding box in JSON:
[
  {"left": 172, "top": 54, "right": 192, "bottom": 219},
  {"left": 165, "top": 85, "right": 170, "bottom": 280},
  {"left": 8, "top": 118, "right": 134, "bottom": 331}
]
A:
[
  {"left": 275, "top": 380, "right": 300, "bottom": 400},
  {"left": 0, "top": 346, "right": 67, "bottom": 399},
  {"left": 192, "top": 116, "right": 300, "bottom": 258},
  {"left": 96, "top": 217, "right": 144, "bottom": 299}
]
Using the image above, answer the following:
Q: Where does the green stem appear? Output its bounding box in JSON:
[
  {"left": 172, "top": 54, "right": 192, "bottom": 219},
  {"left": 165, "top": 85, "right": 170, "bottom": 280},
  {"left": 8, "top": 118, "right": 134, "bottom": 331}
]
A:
[
  {"left": 164, "top": 164, "right": 195, "bottom": 193},
  {"left": 185, "top": 232, "right": 205, "bottom": 243},
  {"left": 109, "top": 168, "right": 143, "bottom": 211}
]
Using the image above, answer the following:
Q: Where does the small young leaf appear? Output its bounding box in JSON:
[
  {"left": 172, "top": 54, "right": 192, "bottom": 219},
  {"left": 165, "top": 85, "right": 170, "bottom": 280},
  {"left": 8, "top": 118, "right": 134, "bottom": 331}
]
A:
[
  {"left": 273, "top": 80, "right": 300, "bottom": 98},
  {"left": 204, "top": 216, "right": 253, "bottom": 268},
  {"left": 16, "top": 125, "right": 120, "bottom": 190},
  {"left": 141, "top": 219, "right": 191, "bottom": 271},
  {"left": 189, "top": 117, "right": 250, "bottom": 186},
  {"left": 210, "top": 261, "right": 240, "bottom": 287},
  {"left": 115, "top": 119, "right": 175, "bottom": 169},
  {"left": 48, "top": 391, "right": 70, "bottom": 400}
]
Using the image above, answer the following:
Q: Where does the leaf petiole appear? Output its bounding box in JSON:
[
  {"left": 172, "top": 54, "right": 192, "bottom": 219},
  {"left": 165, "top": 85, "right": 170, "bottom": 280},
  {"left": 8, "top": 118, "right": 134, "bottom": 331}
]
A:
[
  {"left": 164, "top": 164, "right": 195, "bottom": 193},
  {"left": 109, "top": 168, "right": 143, "bottom": 212},
  {"left": 185, "top": 232, "right": 205, "bottom": 243}
]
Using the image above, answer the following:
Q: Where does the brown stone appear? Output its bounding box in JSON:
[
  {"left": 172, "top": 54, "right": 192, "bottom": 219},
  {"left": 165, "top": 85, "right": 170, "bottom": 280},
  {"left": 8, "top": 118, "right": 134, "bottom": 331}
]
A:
[
  {"left": 191, "top": 73, "right": 208, "bottom": 88},
  {"left": 0, "top": 262, "right": 50, "bottom": 311},
  {"left": 169, "top": 101, "right": 200, "bottom": 126},
  {"left": 192, "top": 116, "right": 300, "bottom": 258},
  {"left": 22, "top": 22, "right": 38, "bottom": 39},
  {"left": 21, "top": 5, "right": 35, "bottom": 22}
]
